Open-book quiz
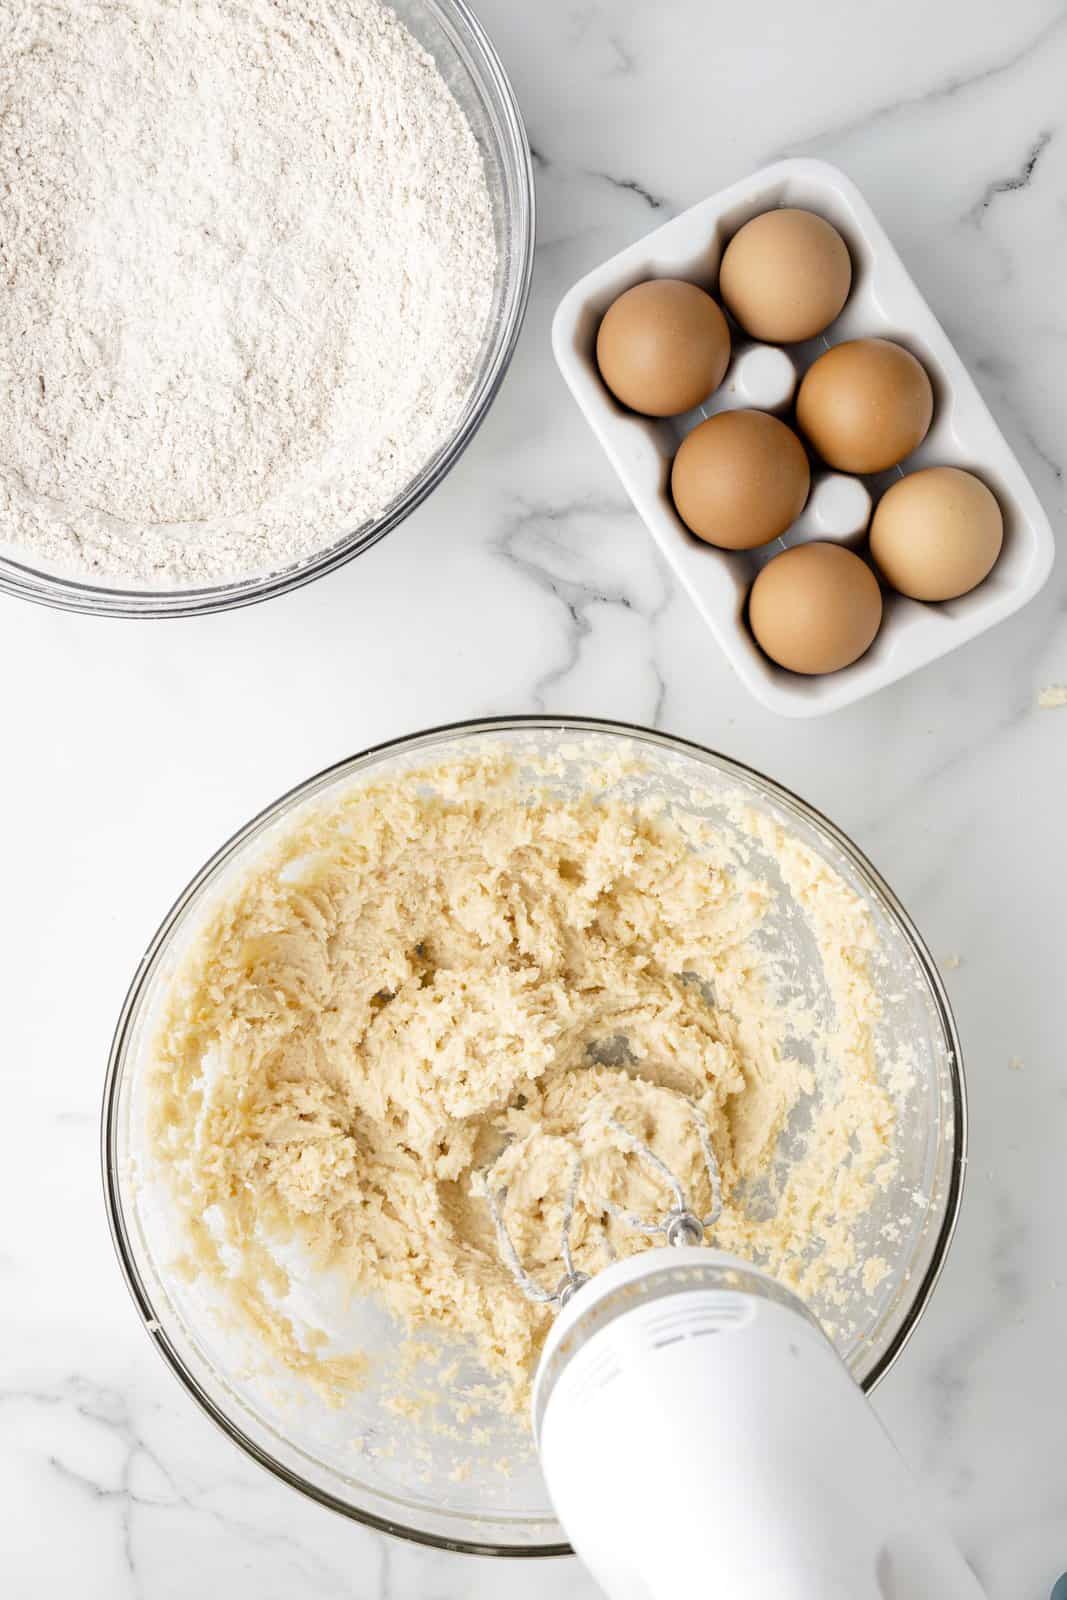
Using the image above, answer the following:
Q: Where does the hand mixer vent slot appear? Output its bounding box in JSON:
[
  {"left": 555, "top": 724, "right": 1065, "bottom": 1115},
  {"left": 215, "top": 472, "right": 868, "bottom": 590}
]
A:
[
  {"left": 558, "top": 1347, "right": 623, "bottom": 1416},
  {"left": 642, "top": 1292, "right": 752, "bottom": 1350}
]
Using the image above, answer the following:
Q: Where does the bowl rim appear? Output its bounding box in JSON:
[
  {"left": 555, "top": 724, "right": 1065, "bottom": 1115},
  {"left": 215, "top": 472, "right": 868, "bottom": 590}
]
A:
[
  {"left": 100, "top": 714, "right": 967, "bottom": 1557},
  {"left": 0, "top": 0, "right": 535, "bottom": 620}
]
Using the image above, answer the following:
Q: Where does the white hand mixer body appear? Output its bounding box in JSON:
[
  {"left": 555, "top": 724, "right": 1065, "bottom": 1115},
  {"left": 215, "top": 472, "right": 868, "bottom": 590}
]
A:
[
  {"left": 485, "top": 1098, "right": 984, "bottom": 1600},
  {"left": 535, "top": 1248, "right": 984, "bottom": 1600}
]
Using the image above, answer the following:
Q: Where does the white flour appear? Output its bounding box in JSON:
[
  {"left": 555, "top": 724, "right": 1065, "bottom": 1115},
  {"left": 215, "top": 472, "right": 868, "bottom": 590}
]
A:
[{"left": 0, "top": 0, "right": 497, "bottom": 587}]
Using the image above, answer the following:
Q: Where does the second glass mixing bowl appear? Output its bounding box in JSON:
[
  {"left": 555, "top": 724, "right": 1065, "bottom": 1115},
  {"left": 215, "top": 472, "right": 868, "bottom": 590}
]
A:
[
  {"left": 102, "top": 718, "right": 965, "bottom": 1555},
  {"left": 0, "top": 0, "right": 533, "bottom": 618}
]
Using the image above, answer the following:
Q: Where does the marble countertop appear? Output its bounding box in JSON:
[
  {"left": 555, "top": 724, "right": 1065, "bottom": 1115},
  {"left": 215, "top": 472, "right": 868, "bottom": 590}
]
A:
[{"left": 3, "top": 0, "right": 1066, "bottom": 1593}]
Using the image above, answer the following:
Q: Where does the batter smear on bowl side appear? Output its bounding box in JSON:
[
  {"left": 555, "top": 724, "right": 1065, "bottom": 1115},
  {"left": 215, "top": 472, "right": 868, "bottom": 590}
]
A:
[{"left": 147, "top": 748, "right": 899, "bottom": 1412}]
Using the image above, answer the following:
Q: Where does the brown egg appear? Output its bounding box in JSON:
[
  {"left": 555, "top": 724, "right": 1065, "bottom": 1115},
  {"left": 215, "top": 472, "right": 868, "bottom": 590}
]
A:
[
  {"left": 796, "top": 338, "right": 934, "bottom": 473},
  {"left": 749, "top": 542, "right": 883, "bottom": 674},
  {"left": 671, "top": 410, "right": 810, "bottom": 550},
  {"left": 718, "top": 208, "right": 852, "bottom": 343},
  {"left": 870, "top": 466, "right": 1003, "bottom": 601},
  {"left": 596, "top": 279, "right": 731, "bottom": 416}
]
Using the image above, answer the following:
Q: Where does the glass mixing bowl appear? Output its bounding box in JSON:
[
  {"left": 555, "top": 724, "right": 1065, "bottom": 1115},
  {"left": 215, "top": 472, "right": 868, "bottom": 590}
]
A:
[
  {"left": 0, "top": 0, "right": 533, "bottom": 619},
  {"left": 102, "top": 718, "right": 965, "bottom": 1555}
]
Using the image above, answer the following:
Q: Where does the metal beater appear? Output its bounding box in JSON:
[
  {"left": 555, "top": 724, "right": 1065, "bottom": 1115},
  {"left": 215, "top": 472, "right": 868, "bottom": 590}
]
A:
[
  {"left": 483, "top": 1095, "right": 724, "bottom": 1309},
  {"left": 480, "top": 1091, "right": 987, "bottom": 1600}
]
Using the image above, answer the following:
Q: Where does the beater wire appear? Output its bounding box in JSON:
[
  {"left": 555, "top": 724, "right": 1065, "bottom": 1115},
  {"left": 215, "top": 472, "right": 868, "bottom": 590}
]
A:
[{"left": 484, "top": 1096, "right": 724, "bottom": 1310}]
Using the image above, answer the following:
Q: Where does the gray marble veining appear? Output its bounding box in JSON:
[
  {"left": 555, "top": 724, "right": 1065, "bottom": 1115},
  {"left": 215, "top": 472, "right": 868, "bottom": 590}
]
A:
[{"left": 2, "top": 0, "right": 1066, "bottom": 1594}]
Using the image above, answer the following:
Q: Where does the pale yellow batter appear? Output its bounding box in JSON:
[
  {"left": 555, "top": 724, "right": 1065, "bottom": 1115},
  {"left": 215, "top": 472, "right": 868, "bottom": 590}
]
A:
[{"left": 148, "top": 748, "right": 895, "bottom": 1411}]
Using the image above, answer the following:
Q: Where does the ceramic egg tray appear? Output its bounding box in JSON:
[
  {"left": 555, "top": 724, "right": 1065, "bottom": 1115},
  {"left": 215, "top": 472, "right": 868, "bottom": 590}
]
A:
[{"left": 552, "top": 157, "right": 1055, "bottom": 717}]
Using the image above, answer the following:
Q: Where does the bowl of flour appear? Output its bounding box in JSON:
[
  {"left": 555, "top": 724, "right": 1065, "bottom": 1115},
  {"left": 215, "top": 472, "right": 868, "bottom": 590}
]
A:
[{"left": 0, "top": 0, "right": 532, "bottom": 615}]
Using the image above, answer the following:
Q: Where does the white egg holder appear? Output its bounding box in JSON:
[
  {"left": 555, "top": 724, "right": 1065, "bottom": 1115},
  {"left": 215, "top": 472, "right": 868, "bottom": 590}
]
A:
[{"left": 552, "top": 157, "right": 1055, "bottom": 718}]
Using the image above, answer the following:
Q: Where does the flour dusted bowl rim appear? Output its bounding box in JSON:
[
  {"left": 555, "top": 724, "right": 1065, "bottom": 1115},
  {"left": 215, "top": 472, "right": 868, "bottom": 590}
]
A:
[
  {"left": 0, "top": 0, "right": 534, "bottom": 619},
  {"left": 101, "top": 715, "right": 966, "bottom": 1555}
]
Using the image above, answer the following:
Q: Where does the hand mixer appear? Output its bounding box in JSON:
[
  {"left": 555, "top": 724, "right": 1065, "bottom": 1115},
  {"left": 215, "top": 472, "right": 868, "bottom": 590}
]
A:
[{"left": 483, "top": 1096, "right": 985, "bottom": 1600}]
